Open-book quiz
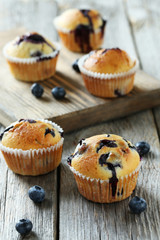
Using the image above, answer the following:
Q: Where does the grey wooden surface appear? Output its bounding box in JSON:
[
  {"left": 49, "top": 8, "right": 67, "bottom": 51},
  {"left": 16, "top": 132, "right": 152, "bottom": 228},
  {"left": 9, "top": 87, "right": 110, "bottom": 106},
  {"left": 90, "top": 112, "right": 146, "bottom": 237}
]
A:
[{"left": 0, "top": 0, "right": 160, "bottom": 239}]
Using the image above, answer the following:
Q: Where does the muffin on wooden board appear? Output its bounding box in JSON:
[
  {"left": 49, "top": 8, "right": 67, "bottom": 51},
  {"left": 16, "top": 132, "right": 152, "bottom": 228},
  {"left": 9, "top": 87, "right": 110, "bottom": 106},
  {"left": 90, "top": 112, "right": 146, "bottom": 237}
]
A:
[
  {"left": 78, "top": 48, "right": 138, "bottom": 98},
  {"left": 3, "top": 32, "right": 60, "bottom": 82},
  {"left": 0, "top": 119, "right": 64, "bottom": 176},
  {"left": 67, "top": 134, "right": 140, "bottom": 203},
  {"left": 54, "top": 9, "right": 106, "bottom": 52}
]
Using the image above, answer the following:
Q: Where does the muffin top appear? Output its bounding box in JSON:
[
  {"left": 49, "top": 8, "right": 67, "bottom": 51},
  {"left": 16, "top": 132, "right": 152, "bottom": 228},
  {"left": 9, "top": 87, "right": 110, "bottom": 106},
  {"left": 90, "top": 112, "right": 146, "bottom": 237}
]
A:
[
  {"left": 54, "top": 9, "right": 105, "bottom": 31},
  {"left": 0, "top": 119, "right": 63, "bottom": 150},
  {"left": 5, "top": 32, "right": 57, "bottom": 58},
  {"left": 83, "top": 48, "right": 136, "bottom": 74},
  {"left": 67, "top": 134, "right": 140, "bottom": 180}
]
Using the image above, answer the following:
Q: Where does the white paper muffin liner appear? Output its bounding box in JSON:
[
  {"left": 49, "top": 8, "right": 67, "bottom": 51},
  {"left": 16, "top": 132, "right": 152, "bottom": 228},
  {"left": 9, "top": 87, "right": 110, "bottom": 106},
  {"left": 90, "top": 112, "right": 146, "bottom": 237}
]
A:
[
  {"left": 3, "top": 41, "right": 61, "bottom": 64},
  {"left": 69, "top": 162, "right": 141, "bottom": 203},
  {"left": 0, "top": 119, "right": 64, "bottom": 176}
]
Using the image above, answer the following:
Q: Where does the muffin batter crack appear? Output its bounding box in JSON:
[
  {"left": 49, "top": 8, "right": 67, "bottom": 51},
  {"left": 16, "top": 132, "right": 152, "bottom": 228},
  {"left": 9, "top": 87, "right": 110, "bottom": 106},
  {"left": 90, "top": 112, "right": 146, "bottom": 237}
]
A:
[
  {"left": 16, "top": 33, "right": 55, "bottom": 51},
  {"left": 107, "top": 162, "right": 121, "bottom": 197},
  {"left": 67, "top": 151, "right": 79, "bottom": 166},
  {"left": 96, "top": 139, "right": 117, "bottom": 153},
  {"left": 44, "top": 128, "right": 55, "bottom": 137},
  {"left": 0, "top": 126, "right": 14, "bottom": 140},
  {"left": 19, "top": 119, "right": 36, "bottom": 123},
  {"left": 78, "top": 143, "right": 88, "bottom": 154},
  {"left": 74, "top": 9, "right": 94, "bottom": 52},
  {"left": 99, "top": 153, "right": 122, "bottom": 197}
]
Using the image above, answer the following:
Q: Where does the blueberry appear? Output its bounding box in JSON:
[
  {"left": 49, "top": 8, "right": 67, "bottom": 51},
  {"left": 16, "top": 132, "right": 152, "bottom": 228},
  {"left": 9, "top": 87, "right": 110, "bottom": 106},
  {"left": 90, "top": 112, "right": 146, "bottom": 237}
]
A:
[
  {"left": 15, "top": 219, "right": 33, "bottom": 235},
  {"left": 51, "top": 87, "right": 66, "bottom": 100},
  {"left": 72, "top": 59, "right": 80, "bottom": 73},
  {"left": 129, "top": 196, "right": 147, "bottom": 214},
  {"left": 30, "top": 50, "right": 42, "bottom": 57},
  {"left": 135, "top": 141, "right": 150, "bottom": 157},
  {"left": 31, "top": 83, "right": 44, "bottom": 98},
  {"left": 28, "top": 185, "right": 45, "bottom": 203}
]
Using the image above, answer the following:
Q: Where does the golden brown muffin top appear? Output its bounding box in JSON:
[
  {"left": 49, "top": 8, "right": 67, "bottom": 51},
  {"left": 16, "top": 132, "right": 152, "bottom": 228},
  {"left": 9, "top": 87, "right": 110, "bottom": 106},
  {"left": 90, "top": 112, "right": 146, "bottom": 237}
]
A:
[
  {"left": 1, "top": 119, "right": 63, "bottom": 150},
  {"left": 83, "top": 48, "right": 136, "bottom": 74},
  {"left": 68, "top": 134, "right": 140, "bottom": 180},
  {"left": 5, "top": 32, "right": 57, "bottom": 58},
  {"left": 54, "top": 9, "right": 104, "bottom": 31}
]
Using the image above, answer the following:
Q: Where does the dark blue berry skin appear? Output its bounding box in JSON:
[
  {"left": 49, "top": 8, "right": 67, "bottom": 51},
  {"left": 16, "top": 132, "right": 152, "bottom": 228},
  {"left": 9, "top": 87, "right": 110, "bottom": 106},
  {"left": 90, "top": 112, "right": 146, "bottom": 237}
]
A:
[
  {"left": 15, "top": 219, "right": 33, "bottom": 235},
  {"left": 129, "top": 196, "right": 147, "bottom": 214},
  {"left": 135, "top": 141, "right": 150, "bottom": 157},
  {"left": 31, "top": 83, "right": 44, "bottom": 98},
  {"left": 72, "top": 59, "right": 80, "bottom": 73},
  {"left": 28, "top": 185, "right": 45, "bottom": 203},
  {"left": 51, "top": 87, "right": 66, "bottom": 100}
]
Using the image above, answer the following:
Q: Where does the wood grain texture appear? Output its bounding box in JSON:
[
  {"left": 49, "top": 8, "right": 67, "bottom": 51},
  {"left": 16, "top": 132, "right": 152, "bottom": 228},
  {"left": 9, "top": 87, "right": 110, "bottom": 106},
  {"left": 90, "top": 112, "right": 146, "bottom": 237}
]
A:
[
  {"left": 0, "top": 0, "right": 58, "bottom": 40},
  {"left": 0, "top": 159, "right": 58, "bottom": 240},
  {"left": 125, "top": 0, "right": 160, "bottom": 138},
  {"left": 1, "top": 30, "right": 160, "bottom": 131},
  {"left": 0, "top": 2, "right": 59, "bottom": 239}
]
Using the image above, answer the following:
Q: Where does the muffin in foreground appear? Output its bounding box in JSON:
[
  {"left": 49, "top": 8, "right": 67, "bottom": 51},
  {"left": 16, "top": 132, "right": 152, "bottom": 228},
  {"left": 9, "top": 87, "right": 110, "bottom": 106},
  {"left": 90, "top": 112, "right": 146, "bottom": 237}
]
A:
[
  {"left": 78, "top": 48, "right": 138, "bottom": 98},
  {"left": 0, "top": 119, "right": 64, "bottom": 176},
  {"left": 3, "top": 32, "right": 60, "bottom": 82},
  {"left": 67, "top": 134, "right": 140, "bottom": 203},
  {"left": 54, "top": 9, "right": 106, "bottom": 52}
]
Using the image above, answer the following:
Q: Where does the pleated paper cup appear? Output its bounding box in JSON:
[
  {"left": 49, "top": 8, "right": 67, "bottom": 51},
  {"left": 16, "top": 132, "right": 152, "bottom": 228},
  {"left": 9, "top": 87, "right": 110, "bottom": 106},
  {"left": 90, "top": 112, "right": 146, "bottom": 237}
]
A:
[
  {"left": 78, "top": 54, "right": 139, "bottom": 98},
  {"left": 0, "top": 120, "right": 64, "bottom": 176},
  {"left": 69, "top": 163, "right": 141, "bottom": 203},
  {"left": 3, "top": 42, "right": 61, "bottom": 82},
  {"left": 54, "top": 18, "right": 105, "bottom": 53}
]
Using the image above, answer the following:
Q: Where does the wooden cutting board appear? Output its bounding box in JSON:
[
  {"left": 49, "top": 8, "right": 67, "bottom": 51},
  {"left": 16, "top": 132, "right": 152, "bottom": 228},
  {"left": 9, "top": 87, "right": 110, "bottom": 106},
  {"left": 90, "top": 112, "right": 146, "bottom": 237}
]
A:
[{"left": 1, "top": 29, "right": 160, "bottom": 132}]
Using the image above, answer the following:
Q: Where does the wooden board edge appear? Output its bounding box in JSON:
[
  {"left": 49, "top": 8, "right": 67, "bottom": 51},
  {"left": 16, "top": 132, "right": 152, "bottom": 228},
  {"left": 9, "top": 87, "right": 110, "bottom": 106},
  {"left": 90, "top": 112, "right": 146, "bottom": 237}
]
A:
[
  {"left": 1, "top": 88, "right": 160, "bottom": 131},
  {"left": 50, "top": 89, "right": 160, "bottom": 133}
]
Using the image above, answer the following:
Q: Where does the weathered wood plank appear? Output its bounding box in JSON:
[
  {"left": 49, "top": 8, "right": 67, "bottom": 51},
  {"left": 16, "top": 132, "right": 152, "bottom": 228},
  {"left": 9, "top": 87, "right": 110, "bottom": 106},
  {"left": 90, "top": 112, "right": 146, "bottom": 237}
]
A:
[
  {"left": 0, "top": 162, "right": 58, "bottom": 240},
  {"left": 0, "top": 1, "right": 59, "bottom": 239},
  {"left": 0, "top": 0, "right": 58, "bottom": 39},
  {"left": 125, "top": 0, "right": 160, "bottom": 137},
  {"left": 124, "top": 4, "right": 160, "bottom": 237}
]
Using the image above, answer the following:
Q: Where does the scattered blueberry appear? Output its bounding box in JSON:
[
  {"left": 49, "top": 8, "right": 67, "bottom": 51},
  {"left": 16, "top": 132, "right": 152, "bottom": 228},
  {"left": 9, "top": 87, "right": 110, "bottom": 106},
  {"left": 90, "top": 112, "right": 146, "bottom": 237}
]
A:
[
  {"left": 15, "top": 219, "right": 33, "bottom": 235},
  {"left": 72, "top": 59, "right": 80, "bottom": 73},
  {"left": 129, "top": 196, "right": 147, "bottom": 214},
  {"left": 135, "top": 141, "right": 150, "bottom": 157},
  {"left": 31, "top": 83, "right": 44, "bottom": 98},
  {"left": 28, "top": 185, "right": 45, "bottom": 203},
  {"left": 51, "top": 86, "right": 66, "bottom": 100}
]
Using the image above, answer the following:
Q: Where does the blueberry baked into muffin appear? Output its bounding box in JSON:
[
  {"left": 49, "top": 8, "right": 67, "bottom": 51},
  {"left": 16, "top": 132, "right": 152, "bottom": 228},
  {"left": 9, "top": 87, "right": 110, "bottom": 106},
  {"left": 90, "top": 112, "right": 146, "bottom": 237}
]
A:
[
  {"left": 0, "top": 119, "right": 64, "bottom": 175},
  {"left": 3, "top": 32, "right": 60, "bottom": 81},
  {"left": 67, "top": 134, "right": 140, "bottom": 203},
  {"left": 54, "top": 9, "right": 106, "bottom": 52},
  {"left": 78, "top": 48, "right": 138, "bottom": 98}
]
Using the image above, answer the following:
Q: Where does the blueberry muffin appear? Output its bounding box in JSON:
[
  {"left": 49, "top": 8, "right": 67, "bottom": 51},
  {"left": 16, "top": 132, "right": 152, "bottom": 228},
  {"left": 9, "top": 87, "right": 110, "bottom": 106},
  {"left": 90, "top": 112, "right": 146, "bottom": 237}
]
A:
[
  {"left": 78, "top": 48, "right": 138, "bottom": 98},
  {"left": 3, "top": 32, "right": 60, "bottom": 81},
  {"left": 67, "top": 134, "right": 140, "bottom": 203},
  {"left": 54, "top": 9, "right": 106, "bottom": 52},
  {"left": 0, "top": 119, "right": 64, "bottom": 176}
]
